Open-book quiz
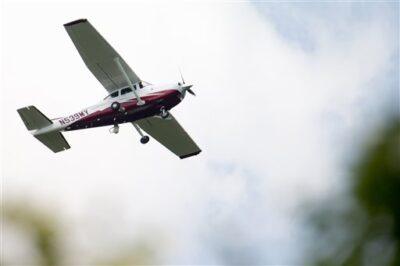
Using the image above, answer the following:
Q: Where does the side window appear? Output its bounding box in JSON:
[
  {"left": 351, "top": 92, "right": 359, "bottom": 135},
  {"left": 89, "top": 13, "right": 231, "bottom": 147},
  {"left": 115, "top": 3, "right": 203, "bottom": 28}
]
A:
[
  {"left": 110, "top": 91, "right": 119, "bottom": 98},
  {"left": 121, "top": 87, "right": 133, "bottom": 95}
]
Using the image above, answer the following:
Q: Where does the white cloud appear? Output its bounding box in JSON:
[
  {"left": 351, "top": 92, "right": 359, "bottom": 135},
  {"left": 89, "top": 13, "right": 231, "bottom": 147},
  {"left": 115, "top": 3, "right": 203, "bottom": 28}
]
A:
[{"left": 1, "top": 1, "right": 398, "bottom": 264}]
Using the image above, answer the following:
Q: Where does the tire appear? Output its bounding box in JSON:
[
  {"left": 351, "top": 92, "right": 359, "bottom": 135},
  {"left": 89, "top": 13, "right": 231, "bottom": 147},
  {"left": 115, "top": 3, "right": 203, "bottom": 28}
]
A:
[
  {"left": 140, "top": 136, "right": 150, "bottom": 144},
  {"left": 111, "top": 101, "right": 120, "bottom": 111},
  {"left": 160, "top": 108, "right": 169, "bottom": 119}
]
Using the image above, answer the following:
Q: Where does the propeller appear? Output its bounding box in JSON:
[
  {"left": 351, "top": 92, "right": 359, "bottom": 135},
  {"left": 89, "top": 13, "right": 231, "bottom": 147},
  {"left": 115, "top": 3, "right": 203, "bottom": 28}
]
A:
[
  {"left": 179, "top": 68, "right": 185, "bottom": 84},
  {"left": 179, "top": 68, "right": 195, "bottom": 96}
]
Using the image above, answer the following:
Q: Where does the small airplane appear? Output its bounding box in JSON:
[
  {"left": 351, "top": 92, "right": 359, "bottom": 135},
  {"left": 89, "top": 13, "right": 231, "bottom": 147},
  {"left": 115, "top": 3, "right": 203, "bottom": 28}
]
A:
[{"left": 17, "top": 19, "right": 201, "bottom": 159}]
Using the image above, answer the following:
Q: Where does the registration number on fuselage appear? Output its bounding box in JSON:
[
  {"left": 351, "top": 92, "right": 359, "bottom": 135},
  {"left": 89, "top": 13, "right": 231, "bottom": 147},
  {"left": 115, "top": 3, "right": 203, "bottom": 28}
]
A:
[{"left": 59, "top": 110, "right": 89, "bottom": 125}]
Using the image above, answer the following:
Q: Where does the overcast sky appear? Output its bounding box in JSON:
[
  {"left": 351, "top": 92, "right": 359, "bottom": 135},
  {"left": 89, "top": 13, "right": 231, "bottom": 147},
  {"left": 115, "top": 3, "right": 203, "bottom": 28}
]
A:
[{"left": 1, "top": 1, "right": 399, "bottom": 264}]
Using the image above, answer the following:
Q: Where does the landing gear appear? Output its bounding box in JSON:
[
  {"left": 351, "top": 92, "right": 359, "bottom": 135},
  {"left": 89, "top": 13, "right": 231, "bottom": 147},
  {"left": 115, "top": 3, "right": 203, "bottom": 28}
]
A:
[
  {"left": 111, "top": 101, "right": 120, "bottom": 111},
  {"left": 133, "top": 123, "right": 150, "bottom": 144},
  {"left": 140, "top": 136, "right": 150, "bottom": 144},
  {"left": 160, "top": 107, "right": 169, "bottom": 119},
  {"left": 109, "top": 124, "right": 119, "bottom": 134}
]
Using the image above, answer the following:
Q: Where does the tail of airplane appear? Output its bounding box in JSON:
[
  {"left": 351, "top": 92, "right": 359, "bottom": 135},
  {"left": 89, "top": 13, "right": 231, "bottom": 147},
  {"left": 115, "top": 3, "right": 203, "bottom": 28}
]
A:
[{"left": 17, "top": 106, "right": 70, "bottom": 153}]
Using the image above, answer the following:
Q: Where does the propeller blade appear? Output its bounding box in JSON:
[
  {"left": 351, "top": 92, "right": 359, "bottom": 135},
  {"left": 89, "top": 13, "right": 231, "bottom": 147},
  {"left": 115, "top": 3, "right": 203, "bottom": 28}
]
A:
[
  {"left": 179, "top": 69, "right": 195, "bottom": 96},
  {"left": 179, "top": 68, "right": 185, "bottom": 84},
  {"left": 181, "top": 84, "right": 195, "bottom": 96},
  {"left": 187, "top": 88, "right": 196, "bottom": 96}
]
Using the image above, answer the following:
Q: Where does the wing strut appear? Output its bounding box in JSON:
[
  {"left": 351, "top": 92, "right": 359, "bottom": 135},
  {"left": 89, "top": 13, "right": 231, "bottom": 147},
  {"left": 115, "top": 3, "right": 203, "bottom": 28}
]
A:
[{"left": 114, "top": 57, "right": 145, "bottom": 105}]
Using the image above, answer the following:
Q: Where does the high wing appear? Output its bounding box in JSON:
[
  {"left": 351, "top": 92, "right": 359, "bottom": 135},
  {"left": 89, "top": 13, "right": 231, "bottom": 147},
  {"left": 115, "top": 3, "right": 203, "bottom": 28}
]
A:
[
  {"left": 64, "top": 19, "right": 140, "bottom": 93},
  {"left": 135, "top": 115, "right": 201, "bottom": 159}
]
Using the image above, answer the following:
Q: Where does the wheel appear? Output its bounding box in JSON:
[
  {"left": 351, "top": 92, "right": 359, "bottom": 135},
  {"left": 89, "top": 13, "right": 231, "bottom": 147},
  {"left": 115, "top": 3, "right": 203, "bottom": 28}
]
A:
[
  {"left": 140, "top": 136, "right": 150, "bottom": 144},
  {"left": 160, "top": 107, "right": 169, "bottom": 119},
  {"left": 111, "top": 101, "right": 120, "bottom": 111},
  {"left": 109, "top": 125, "right": 119, "bottom": 134},
  {"left": 161, "top": 112, "right": 169, "bottom": 119}
]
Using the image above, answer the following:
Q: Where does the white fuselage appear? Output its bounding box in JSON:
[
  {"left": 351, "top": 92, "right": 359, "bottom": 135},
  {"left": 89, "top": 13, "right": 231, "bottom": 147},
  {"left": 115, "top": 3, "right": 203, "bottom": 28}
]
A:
[{"left": 33, "top": 83, "right": 185, "bottom": 136}]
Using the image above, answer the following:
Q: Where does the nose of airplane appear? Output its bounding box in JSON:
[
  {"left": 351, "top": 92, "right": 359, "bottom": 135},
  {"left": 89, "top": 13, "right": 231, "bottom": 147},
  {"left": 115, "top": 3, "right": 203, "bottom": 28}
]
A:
[
  {"left": 177, "top": 69, "right": 195, "bottom": 96},
  {"left": 179, "top": 83, "right": 195, "bottom": 96}
]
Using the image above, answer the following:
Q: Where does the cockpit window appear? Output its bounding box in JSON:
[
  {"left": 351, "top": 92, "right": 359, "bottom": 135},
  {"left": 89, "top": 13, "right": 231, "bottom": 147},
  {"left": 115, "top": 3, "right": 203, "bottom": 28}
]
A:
[
  {"left": 121, "top": 87, "right": 133, "bottom": 95},
  {"left": 110, "top": 91, "right": 119, "bottom": 98}
]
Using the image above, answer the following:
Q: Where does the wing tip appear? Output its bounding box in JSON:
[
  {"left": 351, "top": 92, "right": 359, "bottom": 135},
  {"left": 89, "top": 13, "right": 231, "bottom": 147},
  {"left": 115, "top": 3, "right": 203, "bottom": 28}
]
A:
[
  {"left": 180, "top": 150, "right": 202, "bottom": 159},
  {"left": 64, "top": 18, "right": 88, "bottom": 27}
]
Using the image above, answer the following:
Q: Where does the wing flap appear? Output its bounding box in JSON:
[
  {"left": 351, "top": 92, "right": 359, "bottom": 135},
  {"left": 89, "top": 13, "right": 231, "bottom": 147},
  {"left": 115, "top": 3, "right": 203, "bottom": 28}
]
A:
[{"left": 135, "top": 115, "right": 201, "bottom": 159}]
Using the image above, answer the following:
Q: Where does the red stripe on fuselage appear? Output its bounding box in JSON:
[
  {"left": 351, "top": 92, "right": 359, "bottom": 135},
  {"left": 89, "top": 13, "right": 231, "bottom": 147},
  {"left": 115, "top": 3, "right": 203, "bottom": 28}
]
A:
[
  {"left": 65, "top": 89, "right": 180, "bottom": 131},
  {"left": 82, "top": 89, "right": 177, "bottom": 121}
]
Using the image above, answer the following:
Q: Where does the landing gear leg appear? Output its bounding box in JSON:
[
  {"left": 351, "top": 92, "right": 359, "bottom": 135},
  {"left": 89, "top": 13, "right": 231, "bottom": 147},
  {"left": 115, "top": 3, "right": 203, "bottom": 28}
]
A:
[
  {"left": 160, "top": 107, "right": 169, "bottom": 119},
  {"left": 133, "top": 123, "right": 149, "bottom": 144}
]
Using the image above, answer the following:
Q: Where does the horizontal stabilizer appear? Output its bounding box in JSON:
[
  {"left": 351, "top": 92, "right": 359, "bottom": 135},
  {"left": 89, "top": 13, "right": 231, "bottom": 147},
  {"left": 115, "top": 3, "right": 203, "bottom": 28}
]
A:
[
  {"left": 17, "top": 105, "right": 70, "bottom": 153},
  {"left": 35, "top": 132, "right": 70, "bottom": 153}
]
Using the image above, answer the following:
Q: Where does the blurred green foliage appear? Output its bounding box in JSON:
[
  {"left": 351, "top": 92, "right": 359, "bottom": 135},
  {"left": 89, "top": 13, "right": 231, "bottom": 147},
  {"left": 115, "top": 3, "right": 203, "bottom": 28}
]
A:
[
  {"left": 354, "top": 119, "right": 400, "bottom": 265},
  {"left": 2, "top": 203, "right": 60, "bottom": 266},
  {"left": 355, "top": 121, "right": 400, "bottom": 235},
  {"left": 2, "top": 203, "right": 157, "bottom": 265},
  {"left": 308, "top": 119, "right": 400, "bottom": 265}
]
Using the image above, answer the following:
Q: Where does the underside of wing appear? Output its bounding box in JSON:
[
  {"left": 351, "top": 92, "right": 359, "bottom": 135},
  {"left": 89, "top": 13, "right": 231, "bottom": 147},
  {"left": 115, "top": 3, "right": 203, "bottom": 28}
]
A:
[
  {"left": 64, "top": 19, "right": 140, "bottom": 93},
  {"left": 135, "top": 115, "right": 201, "bottom": 159}
]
